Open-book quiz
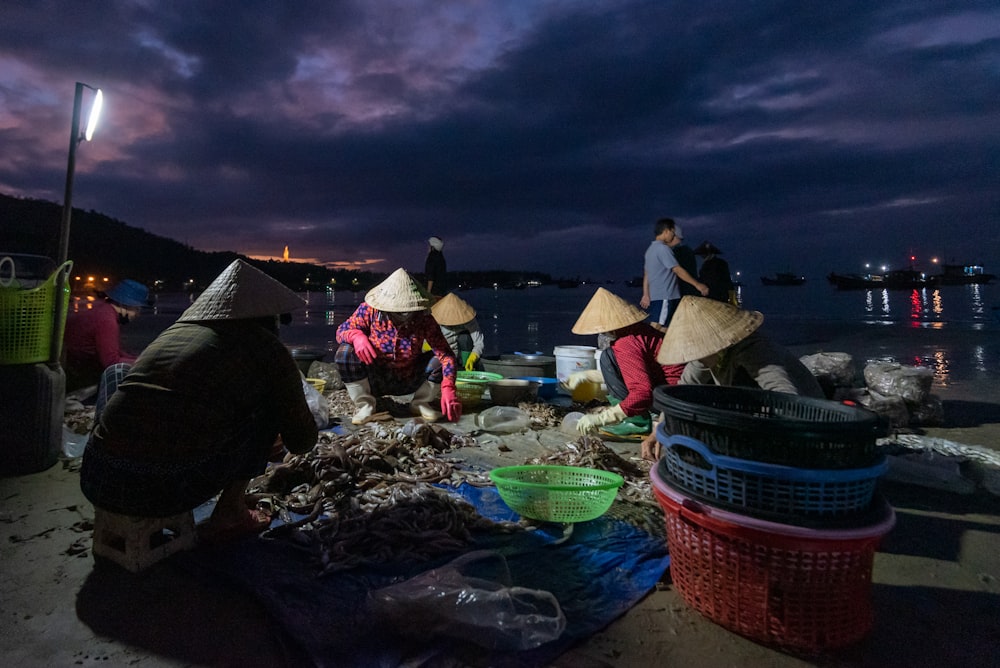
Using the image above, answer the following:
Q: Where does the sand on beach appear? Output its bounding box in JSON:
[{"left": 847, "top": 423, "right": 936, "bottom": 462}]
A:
[{"left": 1, "top": 349, "right": 999, "bottom": 666}]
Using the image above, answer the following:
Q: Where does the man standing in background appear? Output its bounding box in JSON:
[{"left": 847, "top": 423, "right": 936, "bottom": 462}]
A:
[
  {"left": 672, "top": 224, "right": 700, "bottom": 297},
  {"left": 640, "top": 218, "right": 708, "bottom": 327},
  {"left": 424, "top": 236, "right": 447, "bottom": 298}
]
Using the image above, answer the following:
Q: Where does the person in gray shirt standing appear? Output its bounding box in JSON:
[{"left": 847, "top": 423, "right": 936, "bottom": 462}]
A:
[{"left": 639, "top": 218, "right": 708, "bottom": 326}]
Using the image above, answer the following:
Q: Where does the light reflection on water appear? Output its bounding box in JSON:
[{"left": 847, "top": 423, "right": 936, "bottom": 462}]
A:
[{"left": 126, "top": 281, "right": 998, "bottom": 394}]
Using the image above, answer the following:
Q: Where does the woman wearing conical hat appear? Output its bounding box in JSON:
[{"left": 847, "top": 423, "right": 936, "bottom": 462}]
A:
[
  {"left": 692, "top": 241, "right": 735, "bottom": 304},
  {"left": 567, "top": 288, "right": 685, "bottom": 439},
  {"left": 335, "top": 268, "right": 461, "bottom": 425},
  {"left": 641, "top": 296, "right": 825, "bottom": 459},
  {"left": 81, "top": 260, "right": 318, "bottom": 542},
  {"left": 431, "top": 293, "right": 485, "bottom": 371}
]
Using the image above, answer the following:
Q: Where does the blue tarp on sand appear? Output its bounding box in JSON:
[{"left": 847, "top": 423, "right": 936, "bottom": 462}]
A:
[{"left": 177, "top": 483, "right": 669, "bottom": 667}]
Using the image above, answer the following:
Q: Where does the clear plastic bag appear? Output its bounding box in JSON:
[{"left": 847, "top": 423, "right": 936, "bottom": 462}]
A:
[
  {"left": 475, "top": 406, "right": 530, "bottom": 433},
  {"left": 368, "top": 550, "right": 566, "bottom": 650},
  {"left": 301, "top": 376, "right": 329, "bottom": 428}
]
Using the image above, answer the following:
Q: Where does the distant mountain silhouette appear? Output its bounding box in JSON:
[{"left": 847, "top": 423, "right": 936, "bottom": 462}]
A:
[
  {"left": 0, "top": 193, "right": 408, "bottom": 292},
  {"left": 0, "top": 192, "right": 551, "bottom": 291}
]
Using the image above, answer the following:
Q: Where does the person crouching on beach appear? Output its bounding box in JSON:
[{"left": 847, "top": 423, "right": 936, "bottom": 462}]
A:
[
  {"left": 566, "top": 288, "right": 685, "bottom": 438},
  {"left": 336, "top": 268, "right": 461, "bottom": 425},
  {"left": 64, "top": 278, "right": 150, "bottom": 394},
  {"left": 80, "top": 260, "right": 319, "bottom": 542},
  {"left": 431, "top": 292, "right": 485, "bottom": 371},
  {"left": 640, "top": 295, "right": 823, "bottom": 460}
]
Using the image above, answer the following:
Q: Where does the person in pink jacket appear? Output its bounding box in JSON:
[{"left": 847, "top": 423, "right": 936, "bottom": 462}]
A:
[
  {"left": 335, "top": 268, "right": 461, "bottom": 425},
  {"left": 64, "top": 279, "right": 148, "bottom": 392}
]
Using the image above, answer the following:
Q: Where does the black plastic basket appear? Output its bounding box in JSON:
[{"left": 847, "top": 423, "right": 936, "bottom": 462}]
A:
[{"left": 652, "top": 385, "right": 882, "bottom": 469}]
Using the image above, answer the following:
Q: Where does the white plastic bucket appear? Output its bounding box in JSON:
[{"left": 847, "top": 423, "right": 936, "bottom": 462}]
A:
[{"left": 553, "top": 345, "right": 597, "bottom": 393}]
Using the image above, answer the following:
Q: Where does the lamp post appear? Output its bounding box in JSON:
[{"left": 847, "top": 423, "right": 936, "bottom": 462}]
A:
[
  {"left": 58, "top": 82, "right": 103, "bottom": 265},
  {"left": 51, "top": 82, "right": 103, "bottom": 363}
]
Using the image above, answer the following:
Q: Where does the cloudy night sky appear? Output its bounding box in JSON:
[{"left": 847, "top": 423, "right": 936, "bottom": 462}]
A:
[{"left": 1, "top": 1, "right": 998, "bottom": 281}]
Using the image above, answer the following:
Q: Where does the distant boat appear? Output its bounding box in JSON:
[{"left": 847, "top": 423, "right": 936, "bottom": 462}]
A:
[
  {"left": 827, "top": 268, "right": 931, "bottom": 290},
  {"left": 931, "top": 263, "right": 996, "bottom": 285},
  {"left": 760, "top": 272, "right": 806, "bottom": 286},
  {"left": 625, "top": 276, "right": 643, "bottom": 288}
]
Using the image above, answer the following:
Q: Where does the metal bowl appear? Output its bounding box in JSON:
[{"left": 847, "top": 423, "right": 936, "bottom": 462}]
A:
[
  {"left": 488, "top": 379, "right": 540, "bottom": 406},
  {"left": 481, "top": 355, "right": 557, "bottom": 379}
]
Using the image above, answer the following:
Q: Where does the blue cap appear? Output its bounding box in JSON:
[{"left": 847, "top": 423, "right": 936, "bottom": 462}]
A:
[{"left": 105, "top": 279, "right": 149, "bottom": 308}]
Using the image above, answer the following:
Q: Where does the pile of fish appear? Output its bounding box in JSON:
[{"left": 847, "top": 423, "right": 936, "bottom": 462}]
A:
[{"left": 248, "top": 421, "right": 518, "bottom": 574}]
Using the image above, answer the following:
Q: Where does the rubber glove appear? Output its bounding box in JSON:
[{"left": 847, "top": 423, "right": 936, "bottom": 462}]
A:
[
  {"left": 577, "top": 404, "right": 627, "bottom": 435},
  {"left": 464, "top": 352, "right": 479, "bottom": 372},
  {"left": 343, "top": 329, "right": 377, "bottom": 364},
  {"left": 440, "top": 377, "right": 463, "bottom": 422},
  {"left": 562, "top": 369, "right": 604, "bottom": 391}
]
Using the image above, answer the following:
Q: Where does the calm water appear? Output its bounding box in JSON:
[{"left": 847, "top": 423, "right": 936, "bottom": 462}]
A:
[{"left": 121, "top": 280, "right": 1000, "bottom": 397}]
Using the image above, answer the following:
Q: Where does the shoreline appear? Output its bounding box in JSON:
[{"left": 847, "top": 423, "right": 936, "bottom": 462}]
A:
[{"left": 2, "top": 323, "right": 999, "bottom": 666}]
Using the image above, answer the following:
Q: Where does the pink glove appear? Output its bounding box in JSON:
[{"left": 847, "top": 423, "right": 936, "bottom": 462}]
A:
[
  {"left": 440, "top": 379, "right": 462, "bottom": 422},
  {"left": 343, "top": 329, "right": 377, "bottom": 364}
]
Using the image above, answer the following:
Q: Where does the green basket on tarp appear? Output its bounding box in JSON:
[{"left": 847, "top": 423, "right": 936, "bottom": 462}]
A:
[
  {"left": 489, "top": 465, "right": 624, "bottom": 523},
  {"left": 456, "top": 370, "right": 503, "bottom": 407},
  {"left": 0, "top": 259, "right": 73, "bottom": 365}
]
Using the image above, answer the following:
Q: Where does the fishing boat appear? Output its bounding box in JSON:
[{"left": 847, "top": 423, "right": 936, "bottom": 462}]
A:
[
  {"left": 760, "top": 272, "right": 806, "bottom": 286},
  {"left": 930, "top": 263, "right": 996, "bottom": 285},
  {"left": 826, "top": 268, "right": 931, "bottom": 290}
]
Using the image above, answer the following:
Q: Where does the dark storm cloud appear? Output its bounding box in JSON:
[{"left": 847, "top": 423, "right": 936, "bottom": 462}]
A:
[{"left": 1, "top": 0, "right": 997, "bottom": 277}]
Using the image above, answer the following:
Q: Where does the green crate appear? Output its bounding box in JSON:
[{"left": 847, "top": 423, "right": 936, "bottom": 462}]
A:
[{"left": 0, "top": 260, "right": 73, "bottom": 365}]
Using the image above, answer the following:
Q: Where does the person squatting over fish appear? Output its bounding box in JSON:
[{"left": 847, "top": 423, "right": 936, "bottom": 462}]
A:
[
  {"left": 63, "top": 278, "right": 150, "bottom": 394},
  {"left": 431, "top": 292, "right": 486, "bottom": 372},
  {"left": 79, "top": 260, "right": 319, "bottom": 542},
  {"left": 335, "top": 268, "right": 462, "bottom": 425},
  {"left": 640, "top": 295, "right": 824, "bottom": 460},
  {"left": 565, "top": 288, "right": 684, "bottom": 438}
]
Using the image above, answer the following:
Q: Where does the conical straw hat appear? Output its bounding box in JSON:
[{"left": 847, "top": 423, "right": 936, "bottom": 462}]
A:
[
  {"left": 657, "top": 296, "right": 763, "bottom": 364},
  {"left": 693, "top": 241, "right": 723, "bottom": 255},
  {"left": 432, "top": 292, "right": 476, "bottom": 326},
  {"left": 571, "top": 287, "right": 648, "bottom": 335},
  {"left": 365, "top": 268, "right": 429, "bottom": 312},
  {"left": 178, "top": 259, "right": 306, "bottom": 322}
]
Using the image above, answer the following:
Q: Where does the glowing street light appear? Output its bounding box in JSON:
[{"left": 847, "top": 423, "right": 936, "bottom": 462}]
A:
[
  {"left": 52, "top": 82, "right": 102, "bottom": 363},
  {"left": 58, "top": 82, "right": 103, "bottom": 265}
]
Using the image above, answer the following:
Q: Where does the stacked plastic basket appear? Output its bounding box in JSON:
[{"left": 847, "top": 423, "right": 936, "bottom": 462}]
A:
[{"left": 650, "top": 385, "right": 894, "bottom": 653}]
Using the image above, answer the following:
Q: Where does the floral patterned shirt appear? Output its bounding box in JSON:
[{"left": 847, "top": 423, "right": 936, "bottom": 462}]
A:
[{"left": 336, "top": 303, "right": 457, "bottom": 380}]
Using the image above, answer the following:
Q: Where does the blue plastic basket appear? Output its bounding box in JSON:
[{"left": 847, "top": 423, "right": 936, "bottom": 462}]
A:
[{"left": 656, "top": 426, "right": 887, "bottom": 527}]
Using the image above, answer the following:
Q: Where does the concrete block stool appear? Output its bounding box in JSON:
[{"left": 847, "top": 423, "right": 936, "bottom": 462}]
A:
[{"left": 92, "top": 507, "right": 197, "bottom": 572}]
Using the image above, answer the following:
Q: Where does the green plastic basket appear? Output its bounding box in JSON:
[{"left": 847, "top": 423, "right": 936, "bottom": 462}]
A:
[
  {"left": 0, "top": 260, "right": 73, "bottom": 365},
  {"left": 489, "top": 465, "right": 624, "bottom": 523},
  {"left": 456, "top": 370, "right": 503, "bottom": 407}
]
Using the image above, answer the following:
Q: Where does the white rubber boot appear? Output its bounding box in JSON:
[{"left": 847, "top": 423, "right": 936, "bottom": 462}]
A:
[
  {"left": 345, "top": 379, "right": 377, "bottom": 425},
  {"left": 410, "top": 381, "right": 443, "bottom": 422}
]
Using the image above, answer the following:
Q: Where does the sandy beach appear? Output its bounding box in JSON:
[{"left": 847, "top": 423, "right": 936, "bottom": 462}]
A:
[{"left": 1, "top": 329, "right": 999, "bottom": 667}]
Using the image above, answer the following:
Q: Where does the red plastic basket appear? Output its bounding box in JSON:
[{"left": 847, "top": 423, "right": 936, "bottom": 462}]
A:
[{"left": 651, "top": 464, "right": 894, "bottom": 653}]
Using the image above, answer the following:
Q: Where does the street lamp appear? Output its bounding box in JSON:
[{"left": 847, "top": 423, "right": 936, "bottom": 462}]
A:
[
  {"left": 58, "top": 82, "right": 103, "bottom": 265},
  {"left": 52, "top": 82, "right": 102, "bottom": 363}
]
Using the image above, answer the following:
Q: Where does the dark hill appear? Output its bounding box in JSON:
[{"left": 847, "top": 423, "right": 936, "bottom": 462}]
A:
[
  {"left": 0, "top": 193, "right": 552, "bottom": 291},
  {"left": 0, "top": 193, "right": 381, "bottom": 291}
]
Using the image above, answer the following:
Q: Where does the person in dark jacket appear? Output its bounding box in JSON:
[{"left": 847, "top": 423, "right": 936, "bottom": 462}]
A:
[
  {"left": 81, "top": 260, "right": 318, "bottom": 542},
  {"left": 424, "top": 236, "right": 447, "bottom": 297},
  {"left": 693, "top": 241, "right": 735, "bottom": 303}
]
